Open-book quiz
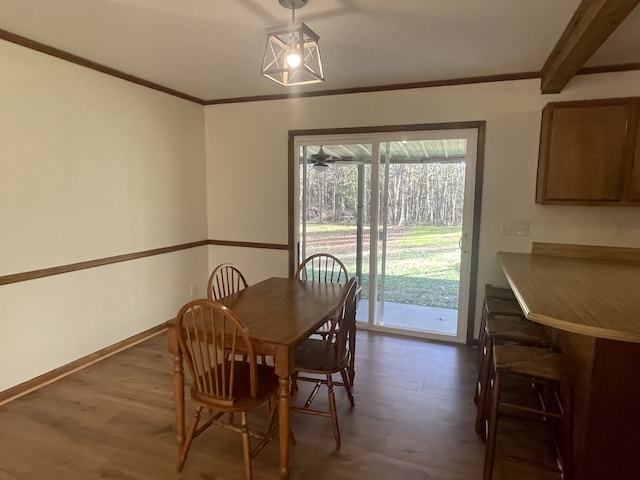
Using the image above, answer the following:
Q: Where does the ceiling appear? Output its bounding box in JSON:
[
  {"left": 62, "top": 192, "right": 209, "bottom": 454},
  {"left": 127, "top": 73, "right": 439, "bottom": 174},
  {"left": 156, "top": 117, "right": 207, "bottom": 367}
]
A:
[{"left": 2, "top": 0, "right": 640, "bottom": 103}]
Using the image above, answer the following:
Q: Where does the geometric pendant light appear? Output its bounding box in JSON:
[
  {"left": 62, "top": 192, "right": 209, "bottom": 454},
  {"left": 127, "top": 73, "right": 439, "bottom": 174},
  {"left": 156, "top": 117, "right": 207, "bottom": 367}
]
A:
[{"left": 261, "top": 0, "right": 324, "bottom": 86}]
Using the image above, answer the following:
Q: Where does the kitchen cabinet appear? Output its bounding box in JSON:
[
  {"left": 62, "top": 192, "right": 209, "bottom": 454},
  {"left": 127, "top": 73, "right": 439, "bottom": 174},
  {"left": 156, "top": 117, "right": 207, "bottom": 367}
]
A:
[{"left": 536, "top": 97, "right": 640, "bottom": 205}]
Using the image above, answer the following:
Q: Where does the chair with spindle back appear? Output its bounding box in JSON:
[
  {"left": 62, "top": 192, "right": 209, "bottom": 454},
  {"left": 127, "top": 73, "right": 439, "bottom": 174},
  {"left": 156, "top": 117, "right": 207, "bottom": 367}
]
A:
[
  {"left": 175, "top": 299, "right": 279, "bottom": 480},
  {"left": 207, "top": 263, "right": 248, "bottom": 301},
  {"left": 295, "top": 253, "right": 356, "bottom": 384},
  {"left": 291, "top": 277, "right": 359, "bottom": 449},
  {"left": 208, "top": 263, "right": 265, "bottom": 364},
  {"left": 295, "top": 253, "right": 349, "bottom": 284}
]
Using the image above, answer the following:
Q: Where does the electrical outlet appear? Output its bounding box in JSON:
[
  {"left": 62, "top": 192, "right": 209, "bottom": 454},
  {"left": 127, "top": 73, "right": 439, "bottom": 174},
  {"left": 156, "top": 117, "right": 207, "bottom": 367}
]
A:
[
  {"left": 189, "top": 285, "right": 197, "bottom": 298},
  {"left": 502, "top": 221, "right": 530, "bottom": 236}
]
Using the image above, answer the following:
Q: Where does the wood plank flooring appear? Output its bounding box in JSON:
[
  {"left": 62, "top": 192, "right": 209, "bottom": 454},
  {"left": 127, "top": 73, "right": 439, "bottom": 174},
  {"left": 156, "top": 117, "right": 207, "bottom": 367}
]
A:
[{"left": 0, "top": 331, "right": 562, "bottom": 480}]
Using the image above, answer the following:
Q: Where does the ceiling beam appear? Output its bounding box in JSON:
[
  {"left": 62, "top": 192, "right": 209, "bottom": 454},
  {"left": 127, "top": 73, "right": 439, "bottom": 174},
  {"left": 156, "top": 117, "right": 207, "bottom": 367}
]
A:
[{"left": 540, "top": 0, "right": 640, "bottom": 94}]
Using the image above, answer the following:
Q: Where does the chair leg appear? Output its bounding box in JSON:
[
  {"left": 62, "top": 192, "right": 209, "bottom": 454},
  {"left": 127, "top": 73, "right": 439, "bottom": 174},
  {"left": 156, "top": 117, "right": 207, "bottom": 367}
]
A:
[
  {"left": 177, "top": 405, "right": 202, "bottom": 472},
  {"left": 266, "top": 394, "right": 279, "bottom": 434},
  {"left": 240, "top": 411, "right": 252, "bottom": 480},
  {"left": 326, "top": 374, "right": 341, "bottom": 449},
  {"left": 348, "top": 326, "right": 356, "bottom": 386},
  {"left": 339, "top": 368, "right": 355, "bottom": 407}
]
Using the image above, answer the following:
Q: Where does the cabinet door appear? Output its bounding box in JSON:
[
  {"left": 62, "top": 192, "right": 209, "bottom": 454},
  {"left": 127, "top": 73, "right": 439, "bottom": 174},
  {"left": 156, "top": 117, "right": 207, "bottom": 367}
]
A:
[{"left": 538, "top": 103, "right": 632, "bottom": 203}]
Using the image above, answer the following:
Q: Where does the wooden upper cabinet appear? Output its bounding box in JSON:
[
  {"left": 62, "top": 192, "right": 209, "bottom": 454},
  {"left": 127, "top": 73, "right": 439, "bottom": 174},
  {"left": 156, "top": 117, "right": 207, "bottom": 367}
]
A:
[{"left": 536, "top": 97, "right": 640, "bottom": 206}]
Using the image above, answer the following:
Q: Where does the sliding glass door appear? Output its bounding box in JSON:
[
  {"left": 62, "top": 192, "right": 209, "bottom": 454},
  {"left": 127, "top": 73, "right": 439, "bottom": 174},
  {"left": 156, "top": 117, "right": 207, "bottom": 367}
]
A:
[{"left": 295, "top": 129, "right": 478, "bottom": 343}]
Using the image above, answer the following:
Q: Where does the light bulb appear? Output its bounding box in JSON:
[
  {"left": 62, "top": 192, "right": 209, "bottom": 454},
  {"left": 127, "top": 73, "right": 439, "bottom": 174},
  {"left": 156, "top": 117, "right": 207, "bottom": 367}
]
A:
[
  {"left": 287, "top": 52, "right": 301, "bottom": 68},
  {"left": 312, "top": 162, "right": 329, "bottom": 172}
]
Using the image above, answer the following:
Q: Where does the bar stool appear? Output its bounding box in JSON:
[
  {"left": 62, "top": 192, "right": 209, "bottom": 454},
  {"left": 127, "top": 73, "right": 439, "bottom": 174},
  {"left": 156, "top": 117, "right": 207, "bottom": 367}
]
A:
[
  {"left": 485, "top": 284, "right": 517, "bottom": 302},
  {"left": 482, "top": 344, "right": 573, "bottom": 480},
  {"left": 474, "top": 316, "right": 552, "bottom": 428},
  {"left": 477, "top": 290, "right": 526, "bottom": 370}
]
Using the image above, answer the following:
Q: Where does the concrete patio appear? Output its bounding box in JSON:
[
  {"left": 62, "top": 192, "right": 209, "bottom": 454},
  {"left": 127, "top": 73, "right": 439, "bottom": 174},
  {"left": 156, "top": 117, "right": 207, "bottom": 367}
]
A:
[{"left": 357, "top": 300, "right": 458, "bottom": 336}]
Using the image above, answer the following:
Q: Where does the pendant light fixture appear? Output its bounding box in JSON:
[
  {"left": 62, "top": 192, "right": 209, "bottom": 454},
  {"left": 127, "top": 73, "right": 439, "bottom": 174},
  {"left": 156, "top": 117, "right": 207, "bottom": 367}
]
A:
[{"left": 261, "top": 0, "right": 324, "bottom": 86}]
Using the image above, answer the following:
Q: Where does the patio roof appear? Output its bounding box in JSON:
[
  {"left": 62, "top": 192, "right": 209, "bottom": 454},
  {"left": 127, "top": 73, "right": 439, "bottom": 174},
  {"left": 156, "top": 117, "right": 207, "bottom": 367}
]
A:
[{"left": 307, "top": 140, "right": 468, "bottom": 165}]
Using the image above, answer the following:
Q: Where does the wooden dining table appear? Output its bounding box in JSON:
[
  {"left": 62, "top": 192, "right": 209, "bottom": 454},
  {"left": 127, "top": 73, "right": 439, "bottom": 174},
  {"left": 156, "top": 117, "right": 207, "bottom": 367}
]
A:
[
  {"left": 497, "top": 243, "right": 640, "bottom": 480},
  {"left": 166, "top": 276, "right": 345, "bottom": 479}
]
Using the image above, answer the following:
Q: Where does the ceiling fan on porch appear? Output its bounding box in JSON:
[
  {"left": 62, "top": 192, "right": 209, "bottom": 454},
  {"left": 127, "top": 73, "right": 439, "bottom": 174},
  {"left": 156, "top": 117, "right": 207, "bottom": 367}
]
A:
[{"left": 308, "top": 146, "right": 352, "bottom": 171}]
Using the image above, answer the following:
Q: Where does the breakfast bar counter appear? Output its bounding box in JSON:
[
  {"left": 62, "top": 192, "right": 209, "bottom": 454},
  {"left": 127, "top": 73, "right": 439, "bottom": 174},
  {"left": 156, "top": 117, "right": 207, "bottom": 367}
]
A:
[
  {"left": 498, "top": 244, "right": 640, "bottom": 480},
  {"left": 498, "top": 250, "right": 640, "bottom": 343}
]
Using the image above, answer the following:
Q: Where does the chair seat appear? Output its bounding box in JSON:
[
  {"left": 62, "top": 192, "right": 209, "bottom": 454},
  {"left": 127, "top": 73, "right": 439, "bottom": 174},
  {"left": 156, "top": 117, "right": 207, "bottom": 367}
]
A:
[
  {"left": 477, "top": 296, "right": 525, "bottom": 369},
  {"left": 295, "top": 338, "right": 344, "bottom": 374},
  {"left": 192, "top": 362, "right": 279, "bottom": 412},
  {"left": 485, "top": 297, "right": 524, "bottom": 317},
  {"left": 474, "top": 319, "right": 554, "bottom": 432},
  {"left": 487, "top": 317, "right": 551, "bottom": 346},
  {"left": 485, "top": 285, "right": 517, "bottom": 302},
  {"left": 494, "top": 344, "right": 569, "bottom": 382}
]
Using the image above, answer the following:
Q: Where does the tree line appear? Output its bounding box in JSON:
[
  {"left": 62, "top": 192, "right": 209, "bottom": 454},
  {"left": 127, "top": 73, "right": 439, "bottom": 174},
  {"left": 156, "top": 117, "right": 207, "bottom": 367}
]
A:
[{"left": 303, "top": 162, "right": 466, "bottom": 227}]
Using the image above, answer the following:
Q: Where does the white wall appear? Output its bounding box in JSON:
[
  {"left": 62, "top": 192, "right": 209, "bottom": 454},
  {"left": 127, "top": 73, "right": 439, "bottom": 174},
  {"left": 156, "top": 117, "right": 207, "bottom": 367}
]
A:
[
  {"left": 204, "top": 72, "right": 640, "bottom": 336},
  {"left": 208, "top": 247, "right": 289, "bottom": 285},
  {"left": 0, "top": 40, "right": 209, "bottom": 391}
]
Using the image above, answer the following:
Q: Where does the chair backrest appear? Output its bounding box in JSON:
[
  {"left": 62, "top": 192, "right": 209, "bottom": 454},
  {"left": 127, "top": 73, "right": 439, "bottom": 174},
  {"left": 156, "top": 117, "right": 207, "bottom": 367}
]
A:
[
  {"left": 176, "top": 299, "right": 258, "bottom": 406},
  {"left": 207, "top": 263, "right": 248, "bottom": 301},
  {"left": 321, "top": 276, "right": 359, "bottom": 368},
  {"left": 295, "top": 253, "right": 348, "bottom": 284}
]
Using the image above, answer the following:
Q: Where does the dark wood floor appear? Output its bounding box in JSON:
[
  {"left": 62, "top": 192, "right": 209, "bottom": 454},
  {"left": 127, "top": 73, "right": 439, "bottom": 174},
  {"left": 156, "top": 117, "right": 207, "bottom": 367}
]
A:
[{"left": 0, "top": 331, "right": 562, "bottom": 479}]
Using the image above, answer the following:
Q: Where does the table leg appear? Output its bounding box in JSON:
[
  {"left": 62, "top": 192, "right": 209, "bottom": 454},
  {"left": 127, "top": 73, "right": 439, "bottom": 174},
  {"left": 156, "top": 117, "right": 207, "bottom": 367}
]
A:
[{"left": 278, "top": 375, "right": 290, "bottom": 480}]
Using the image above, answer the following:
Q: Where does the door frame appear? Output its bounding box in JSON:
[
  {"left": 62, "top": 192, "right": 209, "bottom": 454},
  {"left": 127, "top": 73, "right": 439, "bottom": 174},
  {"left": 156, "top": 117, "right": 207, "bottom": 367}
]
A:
[{"left": 288, "top": 121, "right": 486, "bottom": 345}]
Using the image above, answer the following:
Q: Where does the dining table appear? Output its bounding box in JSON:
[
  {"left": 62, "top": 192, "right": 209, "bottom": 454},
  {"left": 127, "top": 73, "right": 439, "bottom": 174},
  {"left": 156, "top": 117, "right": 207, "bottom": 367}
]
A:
[
  {"left": 497, "top": 243, "right": 640, "bottom": 480},
  {"left": 166, "top": 276, "right": 345, "bottom": 480}
]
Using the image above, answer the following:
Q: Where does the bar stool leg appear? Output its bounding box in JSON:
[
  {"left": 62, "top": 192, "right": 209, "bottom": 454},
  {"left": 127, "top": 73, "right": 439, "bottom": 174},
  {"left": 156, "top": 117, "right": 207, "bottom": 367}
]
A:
[
  {"left": 561, "top": 383, "right": 573, "bottom": 480},
  {"left": 483, "top": 368, "right": 501, "bottom": 480},
  {"left": 477, "top": 300, "right": 489, "bottom": 369},
  {"left": 475, "top": 332, "right": 493, "bottom": 436}
]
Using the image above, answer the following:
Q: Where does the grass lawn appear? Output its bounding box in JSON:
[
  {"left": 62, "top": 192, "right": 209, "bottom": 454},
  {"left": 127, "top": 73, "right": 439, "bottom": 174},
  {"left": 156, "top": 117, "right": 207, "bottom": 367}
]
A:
[{"left": 304, "top": 223, "right": 461, "bottom": 309}]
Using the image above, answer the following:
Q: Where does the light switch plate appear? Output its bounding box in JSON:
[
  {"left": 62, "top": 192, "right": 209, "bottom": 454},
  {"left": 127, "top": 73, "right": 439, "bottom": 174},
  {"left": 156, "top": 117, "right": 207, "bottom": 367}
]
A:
[{"left": 502, "top": 221, "right": 530, "bottom": 236}]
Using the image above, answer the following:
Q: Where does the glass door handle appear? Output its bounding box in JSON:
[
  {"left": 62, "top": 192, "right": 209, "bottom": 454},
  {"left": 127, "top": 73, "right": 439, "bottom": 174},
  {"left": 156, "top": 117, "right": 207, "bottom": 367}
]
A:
[{"left": 459, "top": 233, "right": 468, "bottom": 252}]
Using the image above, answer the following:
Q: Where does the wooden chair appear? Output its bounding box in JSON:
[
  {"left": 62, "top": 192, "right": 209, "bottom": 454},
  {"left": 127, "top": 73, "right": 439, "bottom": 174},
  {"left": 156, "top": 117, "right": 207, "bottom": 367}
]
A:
[
  {"left": 175, "top": 299, "right": 279, "bottom": 480},
  {"left": 484, "top": 284, "right": 517, "bottom": 302},
  {"left": 291, "top": 276, "right": 359, "bottom": 449},
  {"left": 477, "top": 289, "right": 526, "bottom": 369},
  {"left": 295, "top": 253, "right": 353, "bottom": 373},
  {"left": 207, "top": 263, "right": 248, "bottom": 301},
  {"left": 482, "top": 344, "right": 573, "bottom": 480},
  {"left": 474, "top": 315, "right": 552, "bottom": 431},
  {"left": 474, "top": 284, "right": 550, "bottom": 418},
  {"left": 208, "top": 263, "right": 266, "bottom": 364},
  {"left": 295, "top": 253, "right": 349, "bottom": 284}
]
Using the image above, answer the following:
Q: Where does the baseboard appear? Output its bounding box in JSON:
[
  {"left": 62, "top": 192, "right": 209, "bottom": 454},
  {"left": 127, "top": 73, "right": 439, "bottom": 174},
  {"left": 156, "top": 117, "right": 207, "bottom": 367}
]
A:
[{"left": 0, "top": 323, "right": 168, "bottom": 406}]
